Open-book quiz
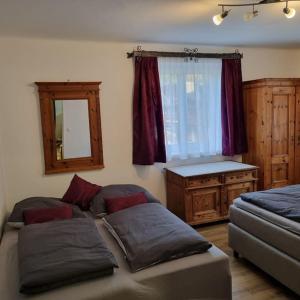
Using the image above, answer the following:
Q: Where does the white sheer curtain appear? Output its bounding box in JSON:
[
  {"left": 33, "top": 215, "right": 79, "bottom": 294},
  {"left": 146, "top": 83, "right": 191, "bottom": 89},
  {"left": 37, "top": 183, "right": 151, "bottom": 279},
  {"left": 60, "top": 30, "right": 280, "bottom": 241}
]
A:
[{"left": 158, "top": 57, "right": 222, "bottom": 160}]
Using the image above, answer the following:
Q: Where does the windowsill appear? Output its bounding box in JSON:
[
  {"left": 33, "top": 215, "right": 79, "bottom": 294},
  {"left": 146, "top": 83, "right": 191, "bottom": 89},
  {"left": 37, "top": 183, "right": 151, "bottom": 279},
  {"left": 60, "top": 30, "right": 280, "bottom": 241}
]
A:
[{"left": 155, "top": 154, "right": 242, "bottom": 171}]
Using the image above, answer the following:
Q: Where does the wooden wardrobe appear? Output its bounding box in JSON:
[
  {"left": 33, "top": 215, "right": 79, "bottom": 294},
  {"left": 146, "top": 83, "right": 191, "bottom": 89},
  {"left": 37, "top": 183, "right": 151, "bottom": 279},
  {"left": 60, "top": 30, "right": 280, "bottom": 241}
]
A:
[{"left": 243, "top": 78, "right": 300, "bottom": 190}]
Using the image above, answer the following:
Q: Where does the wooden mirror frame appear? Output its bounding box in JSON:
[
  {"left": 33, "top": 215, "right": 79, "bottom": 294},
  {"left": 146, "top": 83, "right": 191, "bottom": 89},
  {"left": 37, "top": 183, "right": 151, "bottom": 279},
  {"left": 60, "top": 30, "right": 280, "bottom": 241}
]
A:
[{"left": 36, "top": 82, "right": 104, "bottom": 174}]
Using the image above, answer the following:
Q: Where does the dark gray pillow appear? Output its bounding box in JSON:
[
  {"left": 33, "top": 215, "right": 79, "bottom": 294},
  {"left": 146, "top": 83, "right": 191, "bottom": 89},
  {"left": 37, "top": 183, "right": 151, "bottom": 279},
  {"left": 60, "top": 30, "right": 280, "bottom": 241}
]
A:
[
  {"left": 8, "top": 197, "right": 86, "bottom": 228},
  {"left": 89, "top": 184, "right": 160, "bottom": 218},
  {"left": 103, "top": 203, "right": 212, "bottom": 272}
]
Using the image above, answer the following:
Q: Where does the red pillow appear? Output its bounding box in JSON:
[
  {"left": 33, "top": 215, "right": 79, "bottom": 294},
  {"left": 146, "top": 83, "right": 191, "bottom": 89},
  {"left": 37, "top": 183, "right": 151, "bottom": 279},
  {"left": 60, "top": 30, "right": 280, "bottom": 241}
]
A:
[
  {"left": 104, "top": 192, "right": 147, "bottom": 214},
  {"left": 24, "top": 205, "right": 73, "bottom": 225},
  {"left": 62, "top": 175, "right": 101, "bottom": 210}
]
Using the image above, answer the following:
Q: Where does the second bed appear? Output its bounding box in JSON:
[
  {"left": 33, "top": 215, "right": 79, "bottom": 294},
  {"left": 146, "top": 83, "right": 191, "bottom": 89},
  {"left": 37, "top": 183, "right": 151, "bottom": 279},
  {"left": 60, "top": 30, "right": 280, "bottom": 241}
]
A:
[{"left": 229, "top": 197, "right": 300, "bottom": 296}]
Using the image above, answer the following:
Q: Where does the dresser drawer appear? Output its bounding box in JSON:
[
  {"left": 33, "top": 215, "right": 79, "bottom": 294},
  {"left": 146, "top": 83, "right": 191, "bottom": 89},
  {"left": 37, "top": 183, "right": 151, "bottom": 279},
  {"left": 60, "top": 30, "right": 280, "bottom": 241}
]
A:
[
  {"left": 186, "top": 176, "right": 221, "bottom": 188},
  {"left": 272, "top": 86, "right": 295, "bottom": 95},
  {"left": 225, "top": 171, "right": 255, "bottom": 184}
]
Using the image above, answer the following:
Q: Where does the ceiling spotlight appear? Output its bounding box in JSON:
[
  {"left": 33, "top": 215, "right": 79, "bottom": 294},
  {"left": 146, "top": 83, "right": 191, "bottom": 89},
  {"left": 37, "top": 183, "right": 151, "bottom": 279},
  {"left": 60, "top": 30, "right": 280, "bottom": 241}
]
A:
[
  {"left": 244, "top": 5, "right": 258, "bottom": 21},
  {"left": 283, "top": 1, "right": 296, "bottom": 19},
  {"left": 213, "top": 0, "right": 299, "bottom": 24},
  {"left": 213, "top": 6, "right": 230, "bottom": 25}
]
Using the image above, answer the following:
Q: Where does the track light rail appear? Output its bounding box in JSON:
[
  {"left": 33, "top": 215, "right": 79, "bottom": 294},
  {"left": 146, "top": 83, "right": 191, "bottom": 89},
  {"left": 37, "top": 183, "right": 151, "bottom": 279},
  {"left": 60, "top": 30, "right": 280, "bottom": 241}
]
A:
[
  {"left": 213, "top": 0, "right": 299, "bottom": 25},
  {"left": 218, "top": 0, "right": 299, "bottom": 7}
]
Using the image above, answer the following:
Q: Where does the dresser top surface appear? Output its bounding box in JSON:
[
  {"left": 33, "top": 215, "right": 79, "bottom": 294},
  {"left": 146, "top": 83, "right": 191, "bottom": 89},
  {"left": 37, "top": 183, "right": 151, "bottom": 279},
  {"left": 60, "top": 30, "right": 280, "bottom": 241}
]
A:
[{"left": 166, "top": 161, "right": 257, "bottom": 177}]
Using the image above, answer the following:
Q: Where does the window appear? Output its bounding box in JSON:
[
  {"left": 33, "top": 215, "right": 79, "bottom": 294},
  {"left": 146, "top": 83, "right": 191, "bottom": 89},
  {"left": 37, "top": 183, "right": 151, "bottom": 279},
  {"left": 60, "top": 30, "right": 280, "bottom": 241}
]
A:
[{"left": 158, "top": 57, "right": 222, "bottom": 160}]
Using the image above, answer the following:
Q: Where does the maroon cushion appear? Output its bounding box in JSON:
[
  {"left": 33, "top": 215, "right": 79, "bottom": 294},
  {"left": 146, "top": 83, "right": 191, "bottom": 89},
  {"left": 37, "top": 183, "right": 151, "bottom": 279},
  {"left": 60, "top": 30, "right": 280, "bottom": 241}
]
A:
[
  {"left": 62, "top": 175, "right": 102, "bottom": 210},
  {"left": 104, "top": 192, "right": 147, "bottom": 214},
  {"left": 24, "top": 205, "right": 73, "bottom": 225}
]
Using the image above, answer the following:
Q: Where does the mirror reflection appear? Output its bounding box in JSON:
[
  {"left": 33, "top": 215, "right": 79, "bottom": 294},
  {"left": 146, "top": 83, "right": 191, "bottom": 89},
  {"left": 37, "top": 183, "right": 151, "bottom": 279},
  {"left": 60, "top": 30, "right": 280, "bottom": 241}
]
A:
[{"left": 54, "top": 99, "right": 91, "bottom": 160}]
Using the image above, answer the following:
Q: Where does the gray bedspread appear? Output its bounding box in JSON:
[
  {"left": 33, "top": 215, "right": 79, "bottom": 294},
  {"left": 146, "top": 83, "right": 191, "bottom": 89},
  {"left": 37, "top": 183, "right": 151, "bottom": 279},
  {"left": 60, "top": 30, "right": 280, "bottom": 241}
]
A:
[
  {"left": 103, "top": 203, "right": 212, "bottom": 272},
  {"left": 0, "top": 220, "right": 232, "bottom": 300},
  {"left": 241, "top": 184, "right": 300, "bottom": 222},
  {"left": 18, "top": 218, "right": 117, "bottom": 294}
]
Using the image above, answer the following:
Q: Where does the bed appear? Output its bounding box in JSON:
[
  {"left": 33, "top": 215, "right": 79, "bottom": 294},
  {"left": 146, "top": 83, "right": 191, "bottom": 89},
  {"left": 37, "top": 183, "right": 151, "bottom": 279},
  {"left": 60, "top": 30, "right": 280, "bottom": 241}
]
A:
[
  {"left": 229, "top": 197, "right": 300, "bottom": 296},
  {"left": 0, "top": 216, "right": 232, "bottom": 300}
]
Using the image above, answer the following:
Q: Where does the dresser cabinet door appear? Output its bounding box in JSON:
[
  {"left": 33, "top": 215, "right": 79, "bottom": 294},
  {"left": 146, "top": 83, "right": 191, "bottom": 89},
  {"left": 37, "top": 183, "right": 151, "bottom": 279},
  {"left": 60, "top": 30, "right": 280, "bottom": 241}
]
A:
[
  {"left": 185, "top": 187, "right": 222, "bottom": 224},
  {"left": 223, "top": 182, "right": 254, "bottom": 215}
]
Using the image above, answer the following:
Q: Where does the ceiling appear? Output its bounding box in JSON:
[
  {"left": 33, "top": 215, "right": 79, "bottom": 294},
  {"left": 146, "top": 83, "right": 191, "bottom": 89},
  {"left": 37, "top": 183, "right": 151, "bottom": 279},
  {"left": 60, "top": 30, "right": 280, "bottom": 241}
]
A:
[{"left": 0, "top": 0, "right": 299, "bottom": 47}]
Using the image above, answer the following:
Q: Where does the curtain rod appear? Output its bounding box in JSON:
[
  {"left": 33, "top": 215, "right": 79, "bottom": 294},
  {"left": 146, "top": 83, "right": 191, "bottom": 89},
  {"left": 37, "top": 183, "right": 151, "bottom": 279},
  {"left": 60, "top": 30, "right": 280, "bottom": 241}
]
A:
[{"left": 127, "top": 48, "right": 243, "bottom": 59}]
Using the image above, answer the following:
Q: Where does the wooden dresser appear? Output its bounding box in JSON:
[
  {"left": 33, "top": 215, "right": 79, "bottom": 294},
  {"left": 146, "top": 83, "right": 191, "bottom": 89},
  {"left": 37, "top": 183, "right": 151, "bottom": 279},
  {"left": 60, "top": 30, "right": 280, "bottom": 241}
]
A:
[{"left": 165, "top": 161, "right": 258, "bottom": 226}]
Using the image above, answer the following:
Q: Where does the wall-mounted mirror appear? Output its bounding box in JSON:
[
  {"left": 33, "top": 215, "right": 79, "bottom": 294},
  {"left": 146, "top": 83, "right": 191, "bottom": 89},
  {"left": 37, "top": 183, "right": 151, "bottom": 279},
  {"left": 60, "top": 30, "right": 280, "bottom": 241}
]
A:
[
  {"left": 36, "top": 82, "right": 104, "bottom": 174},
  {"left": 54, "top": 99, "right": 91, "bottom": 160}
]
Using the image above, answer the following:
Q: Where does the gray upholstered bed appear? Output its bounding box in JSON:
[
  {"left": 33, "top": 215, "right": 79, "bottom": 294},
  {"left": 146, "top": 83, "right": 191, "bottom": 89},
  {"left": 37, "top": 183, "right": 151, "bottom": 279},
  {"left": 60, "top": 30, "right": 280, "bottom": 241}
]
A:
[
  {"left": 0, "top": 218, "right": 232, "bottom": 300},
  {"left": 229, "top": 198, "right": 300, "bottom": 296}
]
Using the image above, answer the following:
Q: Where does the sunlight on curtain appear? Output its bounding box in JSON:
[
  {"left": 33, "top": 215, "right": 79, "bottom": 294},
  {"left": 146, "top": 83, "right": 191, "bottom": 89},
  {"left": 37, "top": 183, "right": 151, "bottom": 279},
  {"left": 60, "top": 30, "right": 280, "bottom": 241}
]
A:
[{"left": 158, "top": 57, "right": 222, "bottom": 160}]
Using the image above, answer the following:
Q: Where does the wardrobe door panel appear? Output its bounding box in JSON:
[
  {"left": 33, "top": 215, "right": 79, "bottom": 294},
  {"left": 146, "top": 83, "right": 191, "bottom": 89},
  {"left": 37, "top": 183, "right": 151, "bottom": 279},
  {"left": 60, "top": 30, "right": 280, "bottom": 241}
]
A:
[
  {"left": 270, "top": 92, "right": 295, "bottom": 188},
  {"left": 295, "top": 88, "right": 300, "bottom": 183}
]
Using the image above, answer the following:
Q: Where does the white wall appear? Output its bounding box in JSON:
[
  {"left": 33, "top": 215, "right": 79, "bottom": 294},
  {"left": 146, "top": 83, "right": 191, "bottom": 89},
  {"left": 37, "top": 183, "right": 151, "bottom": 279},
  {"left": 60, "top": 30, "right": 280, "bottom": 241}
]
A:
[
  {"left": 0, "top": 36, "right": 300, "bottom": 210},
  {"left": 0, "top": 134, "right": 7, "bottom": 235}
]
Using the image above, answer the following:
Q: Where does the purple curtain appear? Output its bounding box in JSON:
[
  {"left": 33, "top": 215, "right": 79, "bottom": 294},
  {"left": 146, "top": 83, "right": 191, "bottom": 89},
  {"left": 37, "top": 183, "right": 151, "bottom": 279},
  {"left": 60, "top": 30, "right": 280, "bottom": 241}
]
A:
[
  {"left": 132, "top": 57, "right": 166, "bottom": 165},
  {"left": 221, "top": 58, "right": 248, "bottom": 156}
]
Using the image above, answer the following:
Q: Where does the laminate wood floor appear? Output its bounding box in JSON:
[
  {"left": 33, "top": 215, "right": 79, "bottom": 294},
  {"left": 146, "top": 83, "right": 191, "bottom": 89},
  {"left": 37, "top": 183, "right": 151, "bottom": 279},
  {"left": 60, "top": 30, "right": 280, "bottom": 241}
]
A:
[{"left": 197, "top": 223, "right": 299, "bottom": 300}]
